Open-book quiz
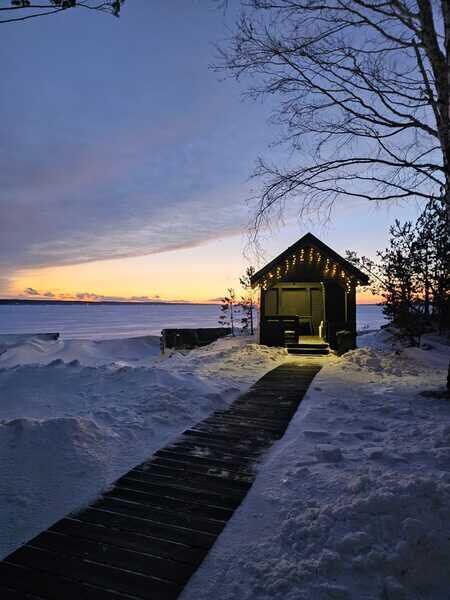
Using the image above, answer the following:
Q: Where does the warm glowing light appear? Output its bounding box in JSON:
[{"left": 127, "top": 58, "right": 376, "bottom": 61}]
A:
[
  {"left": 10, "top": 236, "right": 252, "bottom": 303},
  {"left": 256, "top": 246, "right": 359, "bottom": 290}
]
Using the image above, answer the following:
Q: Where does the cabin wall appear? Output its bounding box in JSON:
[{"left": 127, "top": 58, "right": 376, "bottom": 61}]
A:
[{"left": 324, "top": 281, "right": 357, "bottom": 349}]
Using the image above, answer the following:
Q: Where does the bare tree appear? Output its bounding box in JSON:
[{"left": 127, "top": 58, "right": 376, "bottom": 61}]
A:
[
  {"left": 219, "top": 1, "right": 450, "bottom": 236},
  {"left": 0, "top": 1, "right": 124, "bottom": 24}
]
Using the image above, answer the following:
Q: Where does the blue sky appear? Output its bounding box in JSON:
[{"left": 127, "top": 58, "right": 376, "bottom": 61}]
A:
[{"left": 0, "top": 0, "right": 422, "bottom": 301}]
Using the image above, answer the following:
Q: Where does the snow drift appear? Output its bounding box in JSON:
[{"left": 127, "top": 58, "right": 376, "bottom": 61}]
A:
[
  {"left": 0, "top": 333, "right": 161, "bottom": 368},
  {"left": 0, "top": 417, "right": 114, "bottom": 556},
  {"left": 0, "top": 333, "right": 291, "bottom": 559}
]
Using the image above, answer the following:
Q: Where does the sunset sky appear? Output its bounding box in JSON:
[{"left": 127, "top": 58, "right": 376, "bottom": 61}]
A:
[{"left": 1, "top": 1, "right": 423, "bottom": 304}]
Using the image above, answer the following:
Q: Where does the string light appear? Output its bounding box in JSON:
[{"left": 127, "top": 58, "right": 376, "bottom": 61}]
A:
[{"left": 257, "top": 246, "right": 359, "bottom": 291}]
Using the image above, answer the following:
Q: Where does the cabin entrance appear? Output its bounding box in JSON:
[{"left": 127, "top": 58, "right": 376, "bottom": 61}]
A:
[
  {"left": 262, "top": 283, "right": 325, "bottom": 346},
  {"left": 278, "top": 285, "right": 324, "bottom": 342}
]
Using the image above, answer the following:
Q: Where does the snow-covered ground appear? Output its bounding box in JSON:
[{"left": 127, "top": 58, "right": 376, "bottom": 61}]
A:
[
  {"left": 181, "top": 330, "right": 450, "bottom": 600},
  {"left": 1, "top": 328, "right": 449, "bottom": 600},
  {"left": 0, "top": 333, "right": 290, "bottom": 559}
]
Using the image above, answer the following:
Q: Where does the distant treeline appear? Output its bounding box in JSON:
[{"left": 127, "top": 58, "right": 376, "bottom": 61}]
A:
[{"left": 0, "top": 299, "right": 215, "bottom": 306}]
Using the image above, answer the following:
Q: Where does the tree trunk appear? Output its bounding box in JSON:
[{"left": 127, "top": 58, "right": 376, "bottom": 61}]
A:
[
  {"left": 441, "top": 0, "right": 450, "bottom": 390},
  {"left": 230, "top": 302, "right": 235, "bottom": 336}
]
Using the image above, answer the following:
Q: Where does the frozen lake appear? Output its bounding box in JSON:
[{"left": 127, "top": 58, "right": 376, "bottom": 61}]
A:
[{"left": 0, "top": 303, "right": 386, "bottom": 340}]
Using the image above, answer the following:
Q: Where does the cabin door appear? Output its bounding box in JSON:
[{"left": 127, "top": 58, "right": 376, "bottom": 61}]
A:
[
  {"left": 279, "top": 286, "right": 324, "bottom": 337},
  {"left": 280, "top": 288, "right": 308, "bottom": 315}
]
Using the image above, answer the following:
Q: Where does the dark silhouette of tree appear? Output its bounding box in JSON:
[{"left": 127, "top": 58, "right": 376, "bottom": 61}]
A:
[
  {"left": 347, "top": 196, "right": 449, "bottom": 343},
  {"left": 0, "top": 1, "right": 124, "bottom": 24},
  {"left": 218, "top": 288, "right": 237, "bottom": 336},
  {"left": 219, "top": 1, "right": 450, "bottom": 236},
  {"left": 238, "top": 266, "right": 256, "bottom": 335}
]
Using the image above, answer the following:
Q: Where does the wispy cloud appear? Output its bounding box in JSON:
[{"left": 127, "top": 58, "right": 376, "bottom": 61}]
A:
[
  {"left": 24, "top": 287, "right": 39, "bottom": 296},
  {"left": 21, "top": 287, "right": 169, "bottom": 303},
  {"left": 0, "top": 122, "right": 251, "bottom": 275}
]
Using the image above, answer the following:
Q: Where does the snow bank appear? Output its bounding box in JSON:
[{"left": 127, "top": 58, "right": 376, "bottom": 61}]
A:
[
  {"left": 0, "top": 417, "right": 115, "bottom": 557},
  {"left": 162, "top": 337, "right": 290, "bottom": 390},
  {"left": 0, "top": 334, "right": 291, "bottom": 559},
  {"left": 181, "top": 332, "right": 450, "bottom": 600},
  {"left": 0, "top": 333, "right": 161, "bottom": 368}
]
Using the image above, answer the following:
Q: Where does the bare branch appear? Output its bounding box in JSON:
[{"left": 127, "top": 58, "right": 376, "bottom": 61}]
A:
[
  {"left": 219, "top": 0, "right": 450, "bottom": 236},
  {"left": 0, "top": 1, "right": 124, "bottom": 24}
]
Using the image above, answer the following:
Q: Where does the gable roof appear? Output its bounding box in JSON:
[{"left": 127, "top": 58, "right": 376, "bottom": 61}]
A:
[{"left": 250, "top": 232, "right": 370, "bottom": 286}]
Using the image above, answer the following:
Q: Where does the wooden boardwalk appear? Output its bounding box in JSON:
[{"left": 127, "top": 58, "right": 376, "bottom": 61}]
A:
[{"left": 0, "top": 362, "right": 322, "bottom": 600}]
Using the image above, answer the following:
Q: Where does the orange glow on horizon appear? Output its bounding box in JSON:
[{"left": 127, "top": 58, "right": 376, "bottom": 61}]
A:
[
  {"left": 8, "top": 237, "right": 252, "bottom": 303},
  {"left": 7, "top": 236, "right": 382, "bottom": 305}
]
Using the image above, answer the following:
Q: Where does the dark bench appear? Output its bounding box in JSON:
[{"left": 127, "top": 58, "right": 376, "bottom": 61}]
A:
[{"left": 160, "top": 328, "right": 232, "bottom": 353}]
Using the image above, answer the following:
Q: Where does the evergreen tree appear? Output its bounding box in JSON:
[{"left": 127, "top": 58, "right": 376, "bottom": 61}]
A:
[
  {"left": 378, "top": 221, "right": 425, "bottom": 344},
  {"left": 414, "top": 198, "right": 450, "bottom": 333},
  {"left": 218, "top": 288, "right": 236, "bottom": 336},
  {"left": 347, "top": 197, "right": 449, "bottom": 346},
  {"left": 238, "top": 266, "right": 256, "bottom": 336}
]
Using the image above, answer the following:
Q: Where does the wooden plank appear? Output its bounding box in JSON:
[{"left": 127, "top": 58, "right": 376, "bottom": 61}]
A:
[
  {"left": 153, "top": 448, "right": 255, "bottom": 473},
  {"left": 115, "top": 476, "right": 241, "bottom": 510},
  {"left": 50, "top": 518, "right": 205, "bottom": 567},
  {"left": 169, "top": 437, "right": 262, "bottom": 459},
  {"left": 182, "top": 428, "right": 271, "bottom": 447},
  {"left": 110, "top": 485, "right": 234, "bottom": 522},
  {"left": 122, "top": 469, "right": 247, "bottom": 501},
  {"left": 214, "top": 411, "right": 290, "bottom": 429},
  {"left": 213, "top": 408, "right": 290, "bottom": 423},
  {"left": 232, "top": 397, "right": 298, "bottom": 408},
  {"left": 7, "top": 546, "right": 181, "bottom": 600},
  {"left": 138, "top": 458, "right": 254, "bottom": 490},
  {"left": 181, "top": 431, "right": 271, "bottom": 452},
  {"left": 76, "top": 507, "right": 215, "bottom": 550},
  {"left": 134, "top": 462, "right": 252, "bottom": 492},
  {"left": 29, "top": 530, "right": 192, "bottom": 586},
  {"left": 191, "top": 421, "right": 279, "bottom": 440},
  {"left": 231, "top": 397, "right": 298, "bottom": 409},
  {"left": 0, "top": 562, "right": 131, "bottom": 600},
  {"left": 92, "top": 496, "right": 226, "bottom": 536},
  {"left": 139, "top": 456, "right": 253, "bottom": 483},
  {"left": 203, "top": 413, "right": 287, "bottom": 433},
  {"left": 0, "top": 585, "right": 45, "bottom": 600}
]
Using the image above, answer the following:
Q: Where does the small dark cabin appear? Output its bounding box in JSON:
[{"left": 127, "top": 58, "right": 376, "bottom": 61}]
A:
[{"left": 251, "top": 233, "right": 369, "bottom": 353}]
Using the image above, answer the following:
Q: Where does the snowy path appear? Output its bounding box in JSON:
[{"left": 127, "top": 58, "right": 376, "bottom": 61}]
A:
[
  {"left": 181, "top": 331, "right": 450, "bottom": 600},
  {"left": 0, "top": 363, "right": 322, "bottom": 599}
]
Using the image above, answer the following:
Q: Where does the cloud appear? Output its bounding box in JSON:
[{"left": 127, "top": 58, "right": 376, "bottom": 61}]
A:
[
  {"left": 24, "top": 287, "right": 39, "bottom": 295},
  {"left": 16, "top": 288, "right": 166, "bottom": 303},
  {"left": 130, "top": 295, "right": 160, "bottom": 301},
  {"left": 0, "top": 118, "right": 254, "bottom": 283}
]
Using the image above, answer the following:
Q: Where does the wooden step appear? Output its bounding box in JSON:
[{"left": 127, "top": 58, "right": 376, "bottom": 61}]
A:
[{"left": 287, "top": 347, "right": 330, "bottom": 355}]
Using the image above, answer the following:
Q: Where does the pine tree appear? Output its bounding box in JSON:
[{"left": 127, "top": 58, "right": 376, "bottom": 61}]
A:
[
  {"left": 414, "top": 198, "right": 450, "bottom": 333},
  {"left": 218, "top": 288, "right": 236, "bottom": 336},
  {"left": 346, "top": 197, "right": 449, "bottom": 345},
  {"left": 238, "top": 266, "right": 256, "bottom": 336},
  {"left": 378, "top": 221, "right": 425, "bottom": 344}
]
